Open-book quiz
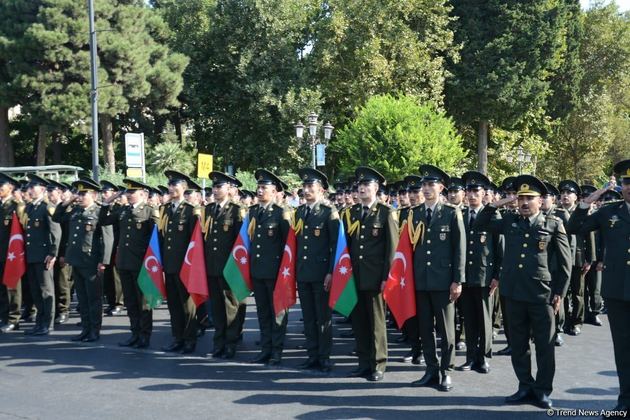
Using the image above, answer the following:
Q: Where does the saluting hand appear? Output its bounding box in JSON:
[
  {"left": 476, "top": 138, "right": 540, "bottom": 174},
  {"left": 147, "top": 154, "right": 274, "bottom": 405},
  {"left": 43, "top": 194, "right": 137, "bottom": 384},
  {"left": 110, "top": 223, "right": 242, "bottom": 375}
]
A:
[
  {"left": 582, "top": 186, "right": 613, "bottom": 206},
  {"left": 492, "top": 196, "right": 517, "bottom": 208}
]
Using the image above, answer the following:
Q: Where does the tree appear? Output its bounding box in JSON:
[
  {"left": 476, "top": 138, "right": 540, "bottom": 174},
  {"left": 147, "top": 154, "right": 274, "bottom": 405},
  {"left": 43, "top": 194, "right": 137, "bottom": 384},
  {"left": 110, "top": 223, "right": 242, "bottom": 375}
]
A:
[
  {"left": 446, "top": 0, "right": 569, "bottom": 174},
  {"left": 330, "top": 94, "right": 466, "bottom": 181}
]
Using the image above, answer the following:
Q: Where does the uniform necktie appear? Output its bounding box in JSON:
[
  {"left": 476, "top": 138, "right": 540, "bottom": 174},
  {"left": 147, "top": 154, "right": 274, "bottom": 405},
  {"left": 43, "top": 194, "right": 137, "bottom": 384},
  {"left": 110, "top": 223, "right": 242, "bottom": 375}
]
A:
[
  {"left": 304, "top": 206, "right": 311, "bottom": 221},
  {"left": 522, "top": 216, "right": 530, "bottom": 229},
  {"left": 361, "top": 206, "right": 369, "bottom": 221},
  {"left": 426, "top": 208, "right": 432, "bottom": 224},
  {"left": 469, "top": 209, "right": 476, "bottom": 225},
  {"left": 214, "top": 204, "right": 221, "bottom": 219}
]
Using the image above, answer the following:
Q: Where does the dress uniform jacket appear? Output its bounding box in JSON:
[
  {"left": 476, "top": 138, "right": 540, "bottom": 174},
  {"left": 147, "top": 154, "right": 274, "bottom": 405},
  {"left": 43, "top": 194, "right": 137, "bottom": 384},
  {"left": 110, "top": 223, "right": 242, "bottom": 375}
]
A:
[
  {"left": 25, "top": 199, "right": 61, "bottom": 263},
  {"left": 344, "top": 202, "right": 398, "bottom": 290},
  {"left": 160, "top": 201, "right": 196, "bottom": 274},
  {"left": 462, "top": 206, "right": 502, "bottom": 287},
  {"left": 204, "top": 200, "right": 244, "bottom": 282},
  {"left": 295, "top": 201, "right": 339, "bottom": 283},
  {"left": 411, "top": 202, "right": 466, "bottom": 291},
  {"left": 248, "top": 203, "right": 291, "bottom": 279},
  {"left": 475, "top": 207, "right": 572, "bottom": 303}
]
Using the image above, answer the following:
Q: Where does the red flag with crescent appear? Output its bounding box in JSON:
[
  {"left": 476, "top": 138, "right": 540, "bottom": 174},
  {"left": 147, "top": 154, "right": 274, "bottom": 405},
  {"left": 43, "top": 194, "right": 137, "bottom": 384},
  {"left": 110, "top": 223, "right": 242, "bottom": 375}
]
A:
[
  {"left": 3, "top": 212, "right": 26, "bottom": 289},
  {"left": 383, "top": 221, "right": 416, "bottom": 328},
  {"left": 273, "top": 226, "right": 296, "bottom": 322},
  {"left": 179, "top": 218, "right": 209, "bottom": 307}
]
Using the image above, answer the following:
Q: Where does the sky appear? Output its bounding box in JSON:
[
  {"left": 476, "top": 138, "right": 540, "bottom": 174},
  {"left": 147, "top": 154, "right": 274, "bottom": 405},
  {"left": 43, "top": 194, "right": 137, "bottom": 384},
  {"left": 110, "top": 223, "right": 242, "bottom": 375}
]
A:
[{"left": 580, "top": 0, "right": 630, "bottom": 11}]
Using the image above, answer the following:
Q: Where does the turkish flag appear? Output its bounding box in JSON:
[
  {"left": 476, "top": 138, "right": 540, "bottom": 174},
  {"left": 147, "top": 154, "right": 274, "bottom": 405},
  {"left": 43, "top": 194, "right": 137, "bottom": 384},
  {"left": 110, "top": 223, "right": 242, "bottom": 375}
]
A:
[
  {"left": 3, "top": 212, "right": 26, "bottom": 289},
  {"left": 273, "top": 226, "right": 296, "bottom": 322},
  {"left": 383, "top": 221, "right": 416, "bottom": 329},
  {"left": 179, "top": 218, "right": 209, "bottom": 307}
]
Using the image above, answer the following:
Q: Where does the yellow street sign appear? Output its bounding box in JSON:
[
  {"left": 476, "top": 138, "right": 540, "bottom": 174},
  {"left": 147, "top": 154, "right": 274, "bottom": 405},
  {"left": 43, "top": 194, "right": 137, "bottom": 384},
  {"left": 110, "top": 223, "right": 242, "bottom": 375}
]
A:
[
  {"left": 197, "top": 153, "right": 213, "bottom": 179},
  {"left": 126, "top": 167, "right": 143, "bottom": 178}
]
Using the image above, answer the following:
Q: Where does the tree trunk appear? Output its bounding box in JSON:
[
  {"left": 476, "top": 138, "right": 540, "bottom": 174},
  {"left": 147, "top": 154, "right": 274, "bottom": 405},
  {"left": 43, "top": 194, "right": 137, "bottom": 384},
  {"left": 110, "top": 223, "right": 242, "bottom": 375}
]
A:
[
  {"left": 100, "top": 114, "right": 115, "bottom": 174},
  {"left": 36, "top": 125, "right": 49, "bottom": 166},
  {"left": 51, "top": 134, "right": 62, "bottom": 164},
  {"left": 174, "top": 111, "right": 183, "bottom": 145},
  {"left": 477, "top": 120, "right": 489, "bottom": 175},
  {"left": 0, "top": 107, "right": 14, "bottom": 166}
]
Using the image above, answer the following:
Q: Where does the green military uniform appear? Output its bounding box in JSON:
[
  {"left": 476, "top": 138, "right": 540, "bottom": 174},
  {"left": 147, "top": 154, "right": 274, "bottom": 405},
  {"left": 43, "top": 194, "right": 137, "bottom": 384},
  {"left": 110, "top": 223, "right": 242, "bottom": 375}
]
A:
[
  {"left": 53, "top": 201, "right": 73, "bottom": 324},
  {"left": 567, "top": 162, "right": 630, "bottom": 411},
  {"left": 0, "top": 174, "right": 24, "bottom": 332},
  {"left": 295, "top": 168, "right": 340, "bottom": 371},
  {"left": 99, "top": 179, "right": 158, "bottom": 348},
  {"left": 160, "top": 171, "right": 198, "bottom": 352},
  {"left": 54, "top": 180, "right": 113, "bottom": 342},
  {"left": 203, "top": 172, "right": 245, "bottom": 358},
  {"left": 475, "top": 175, "right": 572, "bottom": 406},
  {"left": 101, "top": 182, "right": 124, "bottom": 315},
  {"left": 344, "top": 167, "right": 398, "bottom": 380},
  {"left": 249, "top": 169, "right": 291, "bottom": 363},
  {"left": 24, "top": 175, "right": 62, "bottom": 334}
]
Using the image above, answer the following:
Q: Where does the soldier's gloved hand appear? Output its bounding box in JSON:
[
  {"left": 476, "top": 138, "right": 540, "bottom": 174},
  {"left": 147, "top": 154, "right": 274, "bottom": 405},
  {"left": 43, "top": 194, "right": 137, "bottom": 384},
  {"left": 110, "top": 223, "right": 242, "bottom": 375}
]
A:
[
  {"left": 449, "top": 282, "right": 462, "bottom": 302},
  {"left": 551, "top": 295, "right": 562, "bottom": 314},
  {"left": 489, "top": 278, "right": 499, "bottom": 295},
  {"left": 582, "top": 186, "right": 613, "bottom": 206},
  {"left": 323, "top": 273, "right": 332, "bottom": 292},
  {"left": 493, "top": 196, "right": 517, "bottom": 208}
]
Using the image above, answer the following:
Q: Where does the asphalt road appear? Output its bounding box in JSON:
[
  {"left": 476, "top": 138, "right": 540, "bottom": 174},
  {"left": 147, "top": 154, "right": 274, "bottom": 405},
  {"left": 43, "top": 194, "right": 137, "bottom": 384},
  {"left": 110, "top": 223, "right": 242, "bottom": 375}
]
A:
[{"left": 0, "top": 299, "right": 620, "bottom": 420}]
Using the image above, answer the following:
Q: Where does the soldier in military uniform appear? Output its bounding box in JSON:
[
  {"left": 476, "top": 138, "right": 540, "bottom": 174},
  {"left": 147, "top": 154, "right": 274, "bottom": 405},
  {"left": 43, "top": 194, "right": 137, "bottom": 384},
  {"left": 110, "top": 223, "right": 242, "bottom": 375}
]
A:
[
  {"left": 580, "top": 185, "right": 604, "bottom": 327},
  {"left": 159, "top": 170, "right": 199, "bottom": 354},
  {"left": 203, "top": 171, "right": 245, "bottom": 359},
  {"left": 456, "top": 171, "right": 501, "bottom": 374},
  {"left": 344, "top": 167, "right": 398, "bottom": 382},
  {"left": 410, "top": 165, "right": 465, "bottom": 391},
  {"left": 100, "top": 181, "right": 124, "bottom": 317},
  {"left": 248, "top": 169, "right": 291, "bottom": 365},
  {"left": 0, "top": 173, "right": 24, "bottom": 333},
  {"left": 53, "top": 179, "right": 113, "bottom": 342},
  {"left": 475, "top": 175, "right": 572, "bottom": 410},
  {"left": 99, "top": 179, "right": 158, "bottom": 348},
  {"left": 293, "top": 168, "right": 339, "bottom": 373},
  {"left": 559, "top": 180, "right": 595, "bottom": 336},
  {"left": 566, "top": 159, "right": 630, "bottom": 414},
  {"left": 23, "top": 175, "right": 61, "bottom": 335}
]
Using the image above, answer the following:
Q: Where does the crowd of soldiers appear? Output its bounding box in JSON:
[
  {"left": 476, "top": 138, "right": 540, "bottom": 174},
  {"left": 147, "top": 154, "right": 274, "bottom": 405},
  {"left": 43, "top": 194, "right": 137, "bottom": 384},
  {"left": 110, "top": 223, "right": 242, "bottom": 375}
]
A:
[{"left": 0, "top": 159, "right": 629, "bottom": 417}]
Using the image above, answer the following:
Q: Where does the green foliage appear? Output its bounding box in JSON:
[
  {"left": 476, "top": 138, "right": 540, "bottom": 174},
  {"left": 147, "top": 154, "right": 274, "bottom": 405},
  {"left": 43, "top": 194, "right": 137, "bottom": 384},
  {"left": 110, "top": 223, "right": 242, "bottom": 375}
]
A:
[
  {"left": 330, "top": 94, "right": 466, "bottom": 180},
  {"left": 147, "top": 136, "right": 196, "bottom": 176}
]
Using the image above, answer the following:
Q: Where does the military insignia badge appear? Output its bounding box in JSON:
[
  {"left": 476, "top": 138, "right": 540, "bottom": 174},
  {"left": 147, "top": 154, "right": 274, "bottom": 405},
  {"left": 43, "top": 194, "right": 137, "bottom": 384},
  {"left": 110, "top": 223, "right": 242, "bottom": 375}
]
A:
[
  {"left": 223, "top": 223, "right": 230, "bottom": 232},
  {"left": 479, "top": 234, "right": 486, "bottom": 244},
  {"left": 314, "top": 228, "right": 321, "bottom": 237},
  {"left": 609, "top": 215, "right": 619, "bottom": 228},
  {"left": 268, "top": 228, "right": 274, "bottom": 237},
  {"left": 440, "top": 232, "right": 446, "bottom": 241},
  {"left": 3, "top": 219, "right": 9, "bottom": 226},
  {"left": 372, "top": 228, "right": 379, "bottom": 237},
  {"left": 34, "top": 220, "right": 40, "bottom": 227},
  {"left": 136, "top": 223, "right": 142, "bottom": 229},
  {"left": 538, "top": 241, "right": 546, "bottom": 251},
  {"left": 178, "top": 224, "right": 184, "bottom": 231},
  {"left": 85, "top": 224, "right": 92, "bottom": 232}
]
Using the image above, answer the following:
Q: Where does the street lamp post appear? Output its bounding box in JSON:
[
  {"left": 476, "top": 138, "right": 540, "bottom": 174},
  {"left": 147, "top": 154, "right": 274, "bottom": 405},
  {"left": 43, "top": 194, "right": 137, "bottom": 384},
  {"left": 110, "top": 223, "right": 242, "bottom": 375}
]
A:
[
  {"left": 295, "top": 113, "right": 333, "bottom": 169},
  {"left": 507, "top": 145, "right": 534, "bottom": 175}
]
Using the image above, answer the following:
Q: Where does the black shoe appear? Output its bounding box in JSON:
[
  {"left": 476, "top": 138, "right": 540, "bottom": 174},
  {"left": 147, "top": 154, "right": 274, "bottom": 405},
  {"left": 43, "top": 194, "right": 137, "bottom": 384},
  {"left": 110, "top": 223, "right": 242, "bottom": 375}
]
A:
[
  {"left": 402, "top": 350, "right": 415, "bottom": 363},
  {"left": 438, "top": 373, "right": 452, "bottom": 391},
  {"left": 179, "top": 342, "right": 196, "bottom": 354},
  {"left": 411, "top": 354, "right": 424, "bottom": 365},
  {"left": 0, "top": 323, "right": 18, "bottom": 333},
  {"left": 533, "top": 394, "right": 553, "bottom": 409},
  {"left": 297, "top": 358, "right": 319, "bottom": 370},
  {"left": 394, "top": 334, "right": 408, "bottom": 343},
  {"left": 586, "top": 315, "right": 602, "bottom": 326},
  {"left": 211, "top": 348, "right": 225, "bottom": 358},
  {"left": 496, "top": 346, "right": 512, "bottom": 356},
  {"left": 319, "top": 359, "right": 333, "bottom": 373},
  {"left": 161, "top": 341, "right": 184, "bottom": 352},
  {"left": 54, "top": 313, "right": 69, "bottom": 325},
  {"left": 33, "top": 327, "right": 50, "bottom": 336},
  {"left": 224, "top": 347, "right": 236, "bottom": 359},
  {"left": 369, "top": 370, "right": 384, "bottom": 382},
  {"left": 24, "top": 327, "right": 38, "bottom": 335},
  {"left": 82, "top": 331, "right": 99, "bottom": 342},
  {"left": 71, "top": 330, "right": 90, "bottom": 341},
  {"left": 118, "top": 335, "right": 139, "bottom": 347},
  {"left": 335, "top": 317, "right": 351, "bottom": 325},
  {"left": 475, "top": 361, "right": 490, "bottom": 374},
  {"left": 76, "top": 321, "right": 82, "bottom": 327},
  {"left": 267, "top": 353, "right": 281, "bottom": 366},
  {"left": 250, "top": 352, "right": 271, "bottom": 364},
  {"left": 340, "top": 330, "right": 354, "bottom": 338},
  {"left": 568, "top": 325, "right": 581, "bottom": 336},
  {"left": 133, "top": 337, "right": 150, "bottom": 349},
  {"left": 411, "top": 372, "right": 439, "bottom": 387},
  {"left": 555, "top": 334, "right": 565, "bottom": 347},
  {"left": 196, "top": 327, "right": 207, "bottom": 338},
  {"left": 505, "top": 389, "right": 533, "bottom": 404},
  {"left": 347, "top": 367, "right": 371, "bottom": 378},
  {"left": 456, "top": 361, "right": 474, "bottom": 371},
  {"left": 456, "top": 341, "right": 466, "bottom": 351}
]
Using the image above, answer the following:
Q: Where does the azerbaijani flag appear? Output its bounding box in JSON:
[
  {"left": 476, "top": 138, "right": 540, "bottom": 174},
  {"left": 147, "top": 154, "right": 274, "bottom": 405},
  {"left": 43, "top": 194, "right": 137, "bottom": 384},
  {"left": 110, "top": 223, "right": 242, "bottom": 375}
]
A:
[
  {"left": 137, "top": 225, "right": 166, "bottom": 309},
  {"left": 223, "top": 214, "right": 252, "bottom": 302},
  {"left": 328, "top": 221, "right": 357, "bottom": 317}
]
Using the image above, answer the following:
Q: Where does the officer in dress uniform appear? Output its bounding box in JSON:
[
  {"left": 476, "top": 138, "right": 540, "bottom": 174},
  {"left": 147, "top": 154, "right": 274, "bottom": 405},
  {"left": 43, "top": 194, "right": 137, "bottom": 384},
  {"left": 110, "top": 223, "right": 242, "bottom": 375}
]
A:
[
  {"left": 567, "top": 159, "right": 630, "bottom": 415},
  {"left": 203, "top": 171, "right": 245, "bottom": 360},
  {"left": 100, "top": 180, "right": 124, "bottom": 317},
  {"left": 248, "top": 169, "right": 291, "bottom": 365},
  {"left": 53, "top": 178, "right": 113, "bottom": 342},
  {"left": 344, "top": 167, "right": 398, "bottom": 382},
  {"left": 475, "top": 175, "right": 572, "bottom": 410},
  {"left": 579, "top": 185, "right": 604, "bottom": 328},
  {"left": 0, "top": 173, "right": 24, "bottom": 333},
  {"left": 410, "top": 165, "right": 465, "bottom": 391},
  {"left": 456, "top": 171, "right": 502, "bottom": 374},
  {"left": 99, "top": 179, "right": 158, "bottom": 348},
  {"left": 294, "top": 168, "right": 339, "bottom": 373},
  {"left": 159, "top": 170, "right": 198, "bottom": 354},
  {"left": 23, "top": 175, "right": 61, "bottom": 336}
]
